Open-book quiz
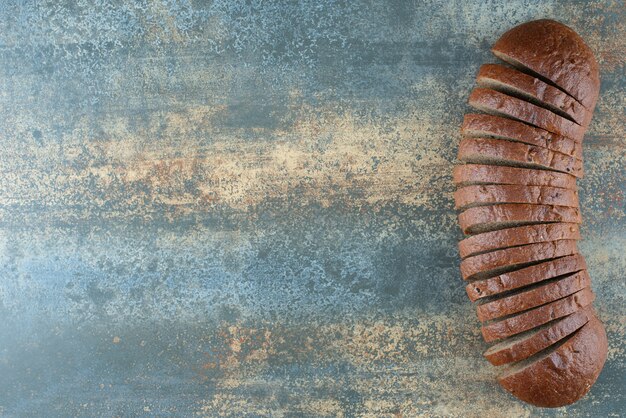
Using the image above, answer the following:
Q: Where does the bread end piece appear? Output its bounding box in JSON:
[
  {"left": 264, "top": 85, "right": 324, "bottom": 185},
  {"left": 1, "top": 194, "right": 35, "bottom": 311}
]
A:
[
  {"left": 491, "top": 19, "right": 600, "bottom": 111},
  {"left": 497, "top": 314, "right": 607, "bottom": 408}
]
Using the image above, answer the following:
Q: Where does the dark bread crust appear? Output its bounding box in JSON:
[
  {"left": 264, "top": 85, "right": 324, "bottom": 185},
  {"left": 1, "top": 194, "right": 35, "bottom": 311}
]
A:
[
  {"left": 498, "top": 314, "right": 607, "bottom": 407},
  {"left": 458, "top": 138, "right": 583, "bottom": 178},
  {"left": 458, "top": 204, "right": 582, "bottom": 235},
  {"left": 459, "top": 223, "right": 580, "bottom": 259},
  {"left": 484, "top": 308, "right": 592, "bottom": 366},
  {"left": 469, "top": 88, "right": 586, "bottom": 141},
  {"left": 453, "top": 164, "right": 578, "bottom": 191},
  {"left": 481, "top": 287, "right": 594, "bottom": 342},
  {"left": 492, "top": 19, "right": 600, "bottom": 111},
  {"left": 476, "top": 64, "right": 591, "bottom": 126},
  {"left": 460, "top": 240, "right": 579, "bottom": 281},
  {"left": 476, "top": 270, "right": 590, "bottom": 321},
  {"left": 454, "top": 184, "right": 579, "bottom": 210},
  {"left": 462, "top": 114, "right": 582, "bottom": 159},
  {"left": 466, "top": 254, "right": 587, "bottom": 302}
]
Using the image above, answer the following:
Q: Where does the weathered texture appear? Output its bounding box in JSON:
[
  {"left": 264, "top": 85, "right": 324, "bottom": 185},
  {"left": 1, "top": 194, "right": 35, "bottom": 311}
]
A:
[{"left": 0, "top": 1, "right": 624, "bottom": 416}]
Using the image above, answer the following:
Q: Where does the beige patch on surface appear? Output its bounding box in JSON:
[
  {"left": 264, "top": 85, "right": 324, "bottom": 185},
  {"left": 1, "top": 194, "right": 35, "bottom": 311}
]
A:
[
  {"left": 1, "top": 86, "right": 457, "bottom": 218},
  {"left": 191, "top": 311, "right": 546, "bottom": 417}
]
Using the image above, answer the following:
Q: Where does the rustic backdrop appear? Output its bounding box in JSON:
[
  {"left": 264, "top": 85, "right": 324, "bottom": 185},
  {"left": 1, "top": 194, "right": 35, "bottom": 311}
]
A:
[{"left": 0, "top": 1, "right": 624, "bottom": 416}]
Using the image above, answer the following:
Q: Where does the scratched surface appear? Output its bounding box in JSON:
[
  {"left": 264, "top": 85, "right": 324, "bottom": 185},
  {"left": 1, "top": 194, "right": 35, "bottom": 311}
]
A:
[{"left": 0, "top": 1, "right": 624, "bottom": 417}]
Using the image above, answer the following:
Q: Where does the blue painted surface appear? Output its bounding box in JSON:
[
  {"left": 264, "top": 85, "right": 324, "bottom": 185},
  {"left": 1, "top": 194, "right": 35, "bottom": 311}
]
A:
[{"left": 0, "top": 1, "right": 624, "bottom": 416}]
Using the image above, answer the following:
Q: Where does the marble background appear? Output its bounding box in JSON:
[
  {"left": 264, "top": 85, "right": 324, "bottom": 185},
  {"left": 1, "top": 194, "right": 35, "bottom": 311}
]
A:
[{"left": 0, "top": 1, "right": 624, "bottom": 416}]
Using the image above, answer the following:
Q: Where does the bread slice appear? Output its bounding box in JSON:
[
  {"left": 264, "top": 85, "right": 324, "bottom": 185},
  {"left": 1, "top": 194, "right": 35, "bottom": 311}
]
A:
[
  {"left": 454, "top": 184, "right": 579, "bottom": 210},
  {"left": 476, "top": 64, "right": 591, "bottom": 126},
  {"left": 458, "top": 138, "right": 583, "bottom": 178},
  {"left": 476, "top": 270, "right": 590, "bottom": 321},
  {"left": 492, "top": 19, "right": 600, "bottom": 111},
  {"left": 453, "top": 164, "right": 578, "bottom": 191},
  {"left": 481, "top": 287, "right": 594, "bottom": 342},
  {"left": 484, "top": 307, "right": 592, "bottom": 366},
  {"left": 459, "top": 223, "right": 580, "bottom": 259},
  {"left": 462, "top": 114, "right": 582, "bottom": 159},
  {"left": 458, "top": 204, "right": 582, "bottom": 235},
  {"left": 466, "top": 254, "right": 587, "bottom": 302},
  {"left": 469, "top": 88, "right": 586, "bottom": 141},
  {"left": 497, "top": 314, "right": 607, "bottom": 407},
  {"left": 460, "top": 240, "right": 579, "bottom": 281}
]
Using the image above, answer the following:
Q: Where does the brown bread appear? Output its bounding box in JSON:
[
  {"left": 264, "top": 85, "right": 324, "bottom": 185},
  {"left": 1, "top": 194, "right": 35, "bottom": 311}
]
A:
[
  {"left": 476, "top": 270, "right": 590, "bottom": 321},
  {"left": 481, "top": 287, "right": 594, "bottom": 342},
  {"left": 462, "top": 114, "right": 583, "bottom": 159},
  {"left": 476, "top": 64, "right": 591, "bottom": 126},
  {"left": 466, "top": 254, "right": 587, "bottom": 302},
  {"left": 455, "top": 20, "right": 606, "bottom": 407},
  {"left": 497, "top": 314, "right": 607, "bottom": 407},
  {"left": 458, "top": 204, "right": 582, "bottom": 235},
  {"left": 454, "top": 184, "right": 579, "bottom": 210},
  {"left": 458, "top": 137, "right": 583, "bottom": 178},
  {"left": 453, "top": 164, "right": 578, "bottom": 191},
  {"left": 492, "top": 19, "right": 600, "bottom": 111},
  {"left": 459, "top": 223, "right": 580, "bottom": 259},
  {"left": 469, "top": 88, "right": 586, "bottom": 141},
  {"left": 460, "top": 240, "right": 579, "bottom": 281},
  {"left": 484, "top": 307, "right": 592, "bottom": 366}
]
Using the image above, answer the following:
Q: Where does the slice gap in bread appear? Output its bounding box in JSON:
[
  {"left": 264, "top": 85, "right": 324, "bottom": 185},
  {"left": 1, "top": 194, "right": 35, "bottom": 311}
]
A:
[
  {"left": 496, "top": 314, "right": 607, "bottom": 407},
  {"left": 462, "top": 128, "right": 583, "bottom": 161},
  {"left": 455, "top": 177, "right": 576, "bottom": 190},
  {"left": 461, "top": 240, "right": 579, "bottom": 281},
  {"left": 454, "top": 184, "right": 579, "bottom": 211},
  {"left": 459, "top": 223, "right": 581, "bottom": 259},
  {"left": 453, "top": 164, "right": 579, "bottom": 190},
  {"left": 457, "top": 138, "right": 584, "bottom": 177},
  {"left": 475, "top": 270, "right": 590, "bottom": 321},
  {"left": 470, "top": 101, "right": 535, "bottom": 129},
  {"left": 465, "top": 219, "right": 561, "bottom": 235},
  {"left": 459, "top": 152, "right": 576, "bottom": 176},
  {"left": 477, "top": 76, "right": 580, "bottom": 125},
  {"left": 469, "top": 98, "right": 583, "bottom": 143},
  {"left": 461, "top": 114, "right": 583, "bottom": 160},
  {"left": 474, "top": 268, "right": 586, "bottom": 306},
  {"left": 476, "top": 64, "right": 591, "bottom": 126},
  {"left": 462, "top": 238, "right": 579, "bottom": 270},
  {"left": 457, "top": 199, "right": 569, "bottom": 211},
  {"left": 466, "top": 254, "right": 587, "bottom": 302},
  {"left": 484, "top": 308, "right": 591, "bottom": 366},
  {"left": 492, "top": 50, "right": 586, "bottom": 109},
  {"left": 497, "top": 318, "right": 585, "bottom": 376},
  {"left": 463, "top": 253, "right": 572, "bottom": 281},
  {"left": 459, "top": 203, "right": 582, "bottom": 235},
  {"left": 456, "top": 197, "right": 577, "bottom": 211},
  {"left": 480, "top": 287, "right": 593, "bottom": 330}
]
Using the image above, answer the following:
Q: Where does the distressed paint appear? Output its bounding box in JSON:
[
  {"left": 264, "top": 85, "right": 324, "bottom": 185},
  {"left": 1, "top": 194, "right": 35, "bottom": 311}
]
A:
[{"left": 0, "top": 0, "right": 624, "bottom": 416}]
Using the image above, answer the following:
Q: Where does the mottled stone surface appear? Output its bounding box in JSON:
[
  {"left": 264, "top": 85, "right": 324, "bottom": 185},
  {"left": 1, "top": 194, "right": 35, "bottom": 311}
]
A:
[{"left": 0, "top": 1, "right": 624, "bottom": 416}]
